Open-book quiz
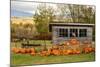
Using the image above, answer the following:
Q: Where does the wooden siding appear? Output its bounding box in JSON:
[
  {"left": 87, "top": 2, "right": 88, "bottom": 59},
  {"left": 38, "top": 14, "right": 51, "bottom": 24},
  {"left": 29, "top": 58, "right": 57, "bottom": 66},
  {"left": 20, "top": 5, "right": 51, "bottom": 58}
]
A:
[{"left": 52, "top": 26, "right": 93, "bottom": 44}]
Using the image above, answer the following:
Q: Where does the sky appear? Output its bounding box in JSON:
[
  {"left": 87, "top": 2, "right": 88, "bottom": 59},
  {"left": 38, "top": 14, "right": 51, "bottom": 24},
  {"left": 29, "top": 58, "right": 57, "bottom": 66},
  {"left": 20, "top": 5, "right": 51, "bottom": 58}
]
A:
[
  {"left": 11, "top": 1, "right": 38, "bottom": 16},
  {"left": 11, "top": 0, "right": 95, "bottom": 17}
]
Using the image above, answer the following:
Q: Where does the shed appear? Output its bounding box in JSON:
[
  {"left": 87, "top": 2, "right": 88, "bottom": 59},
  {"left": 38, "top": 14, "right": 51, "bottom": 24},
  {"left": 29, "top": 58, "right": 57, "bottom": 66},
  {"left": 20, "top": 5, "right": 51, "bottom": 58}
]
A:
[{"left": 49, "top": 22, "right": 95, "bottom": 44}]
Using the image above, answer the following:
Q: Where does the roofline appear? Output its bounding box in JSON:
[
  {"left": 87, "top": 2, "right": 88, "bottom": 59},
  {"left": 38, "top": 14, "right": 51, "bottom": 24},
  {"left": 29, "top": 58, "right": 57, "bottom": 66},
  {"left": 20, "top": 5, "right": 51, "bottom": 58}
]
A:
[
  {"left": 49, "top": 22, "right": 95, "bottom": 32},
  {"left": 49, "top": 22, "right": 95, "bottom": 26}
]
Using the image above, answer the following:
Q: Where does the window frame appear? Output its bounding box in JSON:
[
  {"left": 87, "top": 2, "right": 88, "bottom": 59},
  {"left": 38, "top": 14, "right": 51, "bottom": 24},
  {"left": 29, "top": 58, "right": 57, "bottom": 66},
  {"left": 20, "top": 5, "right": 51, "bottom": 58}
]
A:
[
  {"left": 59, "top": 28, "right": 68, "bottom": 37},
  {"left": 70, "top": 28, "right": 78, "bottom": 37},
  {"left": 79, "top": 29, "right": 87, "bottom": 37}
]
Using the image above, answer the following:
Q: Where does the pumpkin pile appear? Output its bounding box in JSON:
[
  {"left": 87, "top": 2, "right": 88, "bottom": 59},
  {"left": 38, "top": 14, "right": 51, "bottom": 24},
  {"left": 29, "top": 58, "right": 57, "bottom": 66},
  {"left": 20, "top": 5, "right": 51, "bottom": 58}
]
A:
[
  {"left": 11, "top": 47, "right": 36, "bottom": 56},
  {"left": 63, "top": 49, "right": 73, "bottom": 55},
  {"left": 11, "top": 38, "right": 95, "bottom": 56},
  {"left": 51, "top": 47, "right": 61, "bottom": 56},
  {"left": 82, "top": 44, "right": 95, "bottom": 53},
  {"left": 69, "top": 38, "right": 80, "bottom": 45}
]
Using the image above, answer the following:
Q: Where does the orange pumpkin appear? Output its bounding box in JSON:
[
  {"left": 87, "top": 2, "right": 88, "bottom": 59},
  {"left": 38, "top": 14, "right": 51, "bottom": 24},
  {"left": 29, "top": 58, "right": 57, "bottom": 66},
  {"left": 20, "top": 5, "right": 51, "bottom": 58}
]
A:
[
  {"left": 83, "top": 47, "right": 93, "bottom": 53},
  {"left": 30, "top": 52, "right": 35, "bottom": 56},
  {"left": 20, "top": 48, "right": 26, "bottom": 54},
  {"left": 52, "top": 49, "right": 60, "bottom": 56},
  {"left": 14, "top": 48, "right": 20, "bottom": 53},
  {"left": 63, "top": 50, "right": 69, "bottom": 55},
  {"left": 25, "top": 48, "right": 31, "bottom": 53},
  {"left": 88, "top": 47, "right": 93, "bottom": 52},
  {"left": 11, "top": 47, "right": 17, "bottom": 53},
  {"left": 30, "top": 48, "right": 35, "bottom": 53},
  {"left": 73, "top": 49, "right": 81, "bottom": 54},
  {"left": 66, "top": 49, "right": 73, "bottom": 54},
  {"left": 69, "top": 38, "right": 79, "bottom": 45},
  {"left": 40, "top": 50, "right": 49, "bottom": 56}
]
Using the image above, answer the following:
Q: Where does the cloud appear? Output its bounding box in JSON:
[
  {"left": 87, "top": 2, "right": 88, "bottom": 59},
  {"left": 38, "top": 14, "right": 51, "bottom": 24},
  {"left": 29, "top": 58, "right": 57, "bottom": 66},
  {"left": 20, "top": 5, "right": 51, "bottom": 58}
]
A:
[
  {"left": 11, "top": 0, "right": 95, "bottom": 17},
  {"left": 11, "top": 1, "right": 38, "bottom": 15},
  {"left": 11, "top": 0, "right": 57, "bottom": 16}
]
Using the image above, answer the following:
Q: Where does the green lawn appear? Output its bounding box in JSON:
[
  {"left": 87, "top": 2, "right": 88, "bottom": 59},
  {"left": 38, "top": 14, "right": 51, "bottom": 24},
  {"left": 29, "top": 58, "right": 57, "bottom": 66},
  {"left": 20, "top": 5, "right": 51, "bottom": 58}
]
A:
[
  {"left": 11, "top": 52, "right": 95, "bottom": 66},
  {"left": 11, "top": 40, "right": 95, "bottom": 66},
  {"left": 11, "top": 40, "right": 52, "bottom": 48}
]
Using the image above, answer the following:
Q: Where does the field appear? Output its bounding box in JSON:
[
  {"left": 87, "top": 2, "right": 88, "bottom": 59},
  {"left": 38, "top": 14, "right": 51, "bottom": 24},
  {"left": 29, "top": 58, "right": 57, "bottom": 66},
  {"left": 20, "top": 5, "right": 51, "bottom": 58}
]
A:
[
  {"left": 11, "top": 40, "right": 95, "bottom": 66},
  {"left": 11, "top": 52, "right": 95, "bottom": 66}
]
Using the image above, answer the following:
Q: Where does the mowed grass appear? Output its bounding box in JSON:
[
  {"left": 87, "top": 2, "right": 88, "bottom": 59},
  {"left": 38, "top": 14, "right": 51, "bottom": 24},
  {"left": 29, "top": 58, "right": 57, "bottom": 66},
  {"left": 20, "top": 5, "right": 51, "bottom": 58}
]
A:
[
  {"left": 11, "top": 40, "right": 95, "bottom": 66},
  {"left": 11, "top": 52, "right": 95, "bottom": 66},
  {"left": 11, "top": 40, "right": 52, "bottom": 48}
]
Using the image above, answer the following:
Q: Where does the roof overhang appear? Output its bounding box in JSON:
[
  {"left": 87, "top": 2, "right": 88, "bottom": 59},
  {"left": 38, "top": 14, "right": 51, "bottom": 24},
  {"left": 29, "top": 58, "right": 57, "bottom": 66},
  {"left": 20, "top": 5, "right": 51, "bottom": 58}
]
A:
[{"left": 49, "top": 22, "right": 95, "bottom": 32}]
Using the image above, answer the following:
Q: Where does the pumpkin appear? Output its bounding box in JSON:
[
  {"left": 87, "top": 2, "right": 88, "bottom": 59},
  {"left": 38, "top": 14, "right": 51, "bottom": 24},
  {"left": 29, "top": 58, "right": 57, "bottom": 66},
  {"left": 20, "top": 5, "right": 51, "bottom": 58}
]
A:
[
  {"left": 25, "top": 48, "right": 31, "bottom": 53},
  {"left": 63, "top": 50, "right": 69, "bottom": 55},
  {"left": 52, "top": 49, "right": 60, "bottom": 56},
  {"left": 62, "top": 49, "right": 73, "bottom": 55},
  {"left": 83, "top": 47, "right": 93, "bottom": 53},
  {"left": 20, "top": 48, "right": 26, "bottom": 54},
  {"left": 11, "top": 47, "right": 17, "bottom": 53},
  {"left": 30, "top": 48, "right": 35, "bottom": 53},
  {"left": 30, "top": 52, "right": 35, "bottom": 56},
  {"left": 83, "top": 47, "right": 88, "bottom": 53},
  {"left": 88, "top": 47, "right": 93, "bottom": 52},
  {"left": 14, "top": 48, "right": 20, "bottom": 53},
  {"left": 66, "top": 49, "right": 73, "bottom": 54},
  {"left": 69, "top": 38, "right": 79, "bottom": 45},
  {"left": 40, "top": 50, "right": 49, "bottom": 56},
  {"left": 73, "top": 49, "right": 81, "bottom": 54}
]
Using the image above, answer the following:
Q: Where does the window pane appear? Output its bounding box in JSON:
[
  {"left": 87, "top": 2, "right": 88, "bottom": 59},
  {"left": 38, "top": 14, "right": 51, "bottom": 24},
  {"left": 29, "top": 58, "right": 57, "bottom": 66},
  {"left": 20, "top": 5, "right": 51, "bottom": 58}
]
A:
[
  {"left": 64, "top": 29, "right": 68, "bottom": 37},
  {"left": 59, "top": 29, "right": 68, "bottom": 37},
  {"left": 70, "top": 29, "right": 78, "bottom": 37},
  {"left": 79, "top": 29, "right": 87, "bottom": 37}
]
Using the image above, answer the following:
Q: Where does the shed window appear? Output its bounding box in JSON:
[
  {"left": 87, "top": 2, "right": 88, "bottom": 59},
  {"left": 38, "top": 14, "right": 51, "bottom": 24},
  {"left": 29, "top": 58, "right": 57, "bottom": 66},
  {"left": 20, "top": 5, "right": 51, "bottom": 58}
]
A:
[
  {"left": 79, "top": 29, "right": 87, "bottom": 37},
  {"left": 59, "top": 29, "right": 68, "bottom": 37},
  {"left": 70, "top": 29, "right": 78, "bottom": 37}
]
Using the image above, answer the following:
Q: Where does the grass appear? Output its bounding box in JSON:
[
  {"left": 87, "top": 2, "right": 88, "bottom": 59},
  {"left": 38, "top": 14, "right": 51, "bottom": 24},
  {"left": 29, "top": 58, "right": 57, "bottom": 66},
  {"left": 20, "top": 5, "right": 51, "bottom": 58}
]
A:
[
  {"left": 11, "top": 40, "right": 95, "bottom": 66},
  {"left": 11, "top": 40, "right": 52, "bottom": 48},
  {"left": 11, "top": 52, "right": 95, "bottom": 66}
]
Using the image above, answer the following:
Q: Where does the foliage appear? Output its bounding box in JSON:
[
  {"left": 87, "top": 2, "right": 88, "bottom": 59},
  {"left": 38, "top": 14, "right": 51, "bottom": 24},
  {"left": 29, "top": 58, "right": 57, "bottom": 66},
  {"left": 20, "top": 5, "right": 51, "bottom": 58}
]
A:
[
  {"left": 34, "top": 4, "right": 55, "bottom": 33},
  {"left": 11, "top": 23, "right": 36, "bottom": 40},
  {"left": 56, "top": 4, "right": 95, "bottom": 23}
]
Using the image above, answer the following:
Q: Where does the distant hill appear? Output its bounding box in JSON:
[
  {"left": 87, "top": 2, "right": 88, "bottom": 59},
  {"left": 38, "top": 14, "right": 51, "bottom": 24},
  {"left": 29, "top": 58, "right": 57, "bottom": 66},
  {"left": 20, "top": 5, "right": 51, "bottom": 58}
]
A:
[{"left": 11, "top": 16, "right": 35, "bottom": 24}]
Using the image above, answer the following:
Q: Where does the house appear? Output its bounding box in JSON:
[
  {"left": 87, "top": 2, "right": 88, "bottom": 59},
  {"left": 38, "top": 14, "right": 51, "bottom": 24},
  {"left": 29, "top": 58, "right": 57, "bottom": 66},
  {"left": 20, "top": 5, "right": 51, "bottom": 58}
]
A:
[{"left": 49, "top": 22, "right": 95, "bottom": 44}]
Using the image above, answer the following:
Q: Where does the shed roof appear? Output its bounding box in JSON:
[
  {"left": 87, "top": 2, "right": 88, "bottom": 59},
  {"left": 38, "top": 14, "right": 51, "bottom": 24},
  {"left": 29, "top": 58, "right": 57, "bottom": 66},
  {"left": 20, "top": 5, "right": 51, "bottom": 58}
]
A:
[
  {"left": 49, "top": 22, "right": 95, "bottom": 32},
  {"left": 49, "top": 22, "right": 95, "bottom": 26}
]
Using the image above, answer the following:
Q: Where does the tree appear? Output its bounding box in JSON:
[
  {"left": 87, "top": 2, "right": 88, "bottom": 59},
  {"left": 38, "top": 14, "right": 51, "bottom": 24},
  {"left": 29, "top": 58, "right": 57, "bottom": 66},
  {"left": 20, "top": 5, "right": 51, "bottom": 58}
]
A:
[
  {"left": 34, "top": 3, "right": 55, "bottom": 50},
  {"left": 56, "top": 4, "right": 79, "bottom": 22},
  {"left": 68, "top": 5, "right": 95, "bottom": 23},
  {"left": 34, "top": 4, "right": 55, "bottom": 33},
  {"left": 11, "top": 23, "right": 35, "bottom": 40},
  {"left": 56, "top": 4, "right": 95, "bottom": 23}
]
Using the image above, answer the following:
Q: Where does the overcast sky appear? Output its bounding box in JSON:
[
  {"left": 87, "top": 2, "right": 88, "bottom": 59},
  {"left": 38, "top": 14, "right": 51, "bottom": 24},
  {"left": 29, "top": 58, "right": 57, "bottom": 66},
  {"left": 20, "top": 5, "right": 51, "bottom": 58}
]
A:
[{"left": 11, "top": 0, "right": 95, "bottom": 17}]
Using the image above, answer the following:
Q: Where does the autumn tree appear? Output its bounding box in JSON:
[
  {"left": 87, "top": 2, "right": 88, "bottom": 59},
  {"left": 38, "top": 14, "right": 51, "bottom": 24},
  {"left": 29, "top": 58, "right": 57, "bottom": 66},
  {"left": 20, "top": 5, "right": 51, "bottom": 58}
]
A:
[
  {"left": 56, "top": 4, "right": 95, "bottom": 23},
  {"left": 34, "top": 3, "right": 55, "bottom": 49}
]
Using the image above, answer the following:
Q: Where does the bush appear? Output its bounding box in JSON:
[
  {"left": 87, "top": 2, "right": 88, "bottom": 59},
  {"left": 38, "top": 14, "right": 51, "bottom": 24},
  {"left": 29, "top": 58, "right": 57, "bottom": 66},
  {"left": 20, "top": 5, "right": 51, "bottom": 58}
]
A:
[{"left": 33, "top": 33, "right": 52, "bottom": 40}]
